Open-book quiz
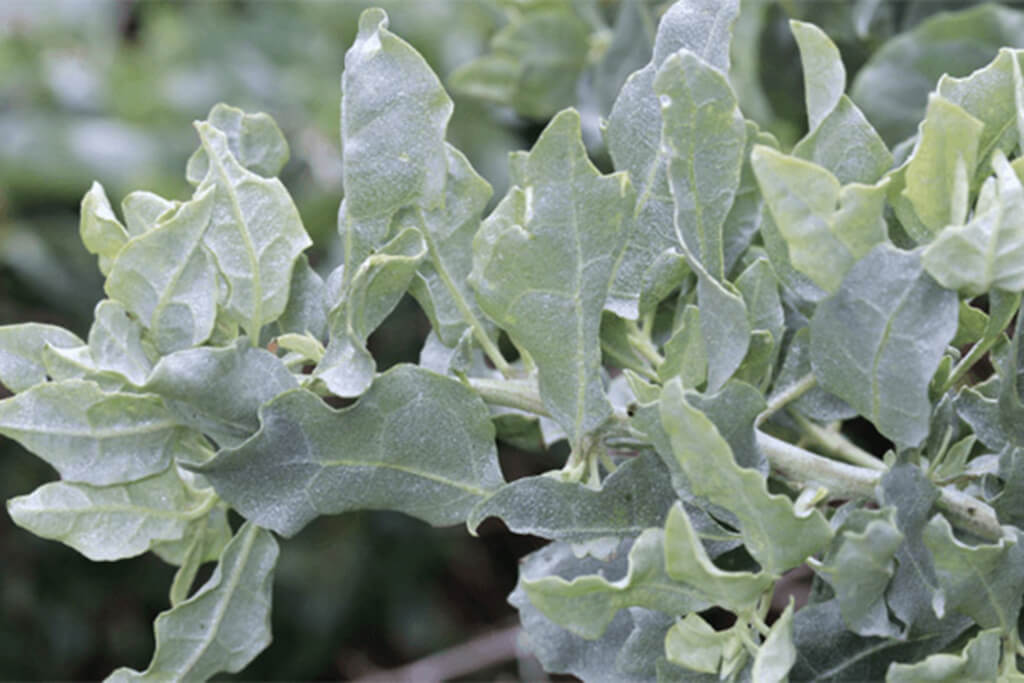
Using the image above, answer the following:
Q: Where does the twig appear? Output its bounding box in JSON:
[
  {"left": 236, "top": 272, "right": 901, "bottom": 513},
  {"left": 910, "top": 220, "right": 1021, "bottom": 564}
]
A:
[{"left": 352, "top": 625, "right": 520, "bottom": 683}]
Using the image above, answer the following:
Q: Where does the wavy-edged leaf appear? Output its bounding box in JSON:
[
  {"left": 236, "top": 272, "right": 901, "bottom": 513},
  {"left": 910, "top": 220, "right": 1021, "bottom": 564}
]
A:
[
  {"left": 186, "top": 103, "right": 288, "bottom": 183},
  {"left": 752, "top": 145, "right": 888, "bottom": 294},
  {"left": 664, "top": 502, "right": 772, "bottom": 611},
  {"left": 193, "top": 117, "right": 311, "bottom": 337},
  {"left": 923, "top": 150, "right": 1024, "bottom": 295},
  {"left": 105, "top": 187, "right": 218, "bottom": 355},
  {"left": 813, "top": 507, "right": 904, "bottom": 637},
  {"left": 790, "top": 20, "right": 845, "bottom": 132},
  {"left": 406, "top": 145, "right": 493, "bottom": 347},
  {"left": 107, "top": 521, "right": 278, "bottom": 682},
  {"left": 0, "top": 379, "right": 196, "bottom": 486},
  {"left": 80, "top": 181, "right": 129, "bottom": 275},
  {"left": 199, "top": 365, "right": 503, "bottom": 536},
  {"left": 340, "top": 8, "right": 450, "bottom": 222},
  {"left": 810, "top": 244, "right": 958, "bottom": 447},
  {"left": 0, "top": 323, "right": 83, "bottom": 393},
  {"left": 900, "top": 95, "right": 983, "bottom": 241},
  {"left": 604, "top": 0, "right": 740, "bottom": 318},
  {"left": 923, "top": 516, "right": 1024, "bottom": 631},
  {"left": 143, "top": 339, "right": 298, "bottom": 448},
  {"left": 659, "top": 378, "right": 831, "bottom": 574},
  {"left": 510, "top": 541, "right": 657, "bottom": 681},
  {"left": 88, "top": 300, "right": 152, "bottom": 386},
  {"left": 886, "top": 628, "right": 1001, "bottom": 683},
  {"left": 468, "top": 452, "right": 676, "bottom": 543},
  {"left": 522, "top": 529, "right": 708, "bottom": 640},
  {"left": 121, "top": 190, "right": 175, "bottom": 237},
  {"left": 6, "top": 465, "right": 214, "bottom": 561},
  {"left": 655, "top": 49, "right": 746, "bottom": 280},
  {"left": 470, "top": 109, "right": 634, "bottom": 451},
  {"left": 317, "top": 227, "right": 426, "bottom": 397}
]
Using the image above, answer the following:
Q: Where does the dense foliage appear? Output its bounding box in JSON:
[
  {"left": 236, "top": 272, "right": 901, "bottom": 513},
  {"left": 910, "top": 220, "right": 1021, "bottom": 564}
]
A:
[{"left": 6, "top": 0, "right": 1024, "bottom": 679}]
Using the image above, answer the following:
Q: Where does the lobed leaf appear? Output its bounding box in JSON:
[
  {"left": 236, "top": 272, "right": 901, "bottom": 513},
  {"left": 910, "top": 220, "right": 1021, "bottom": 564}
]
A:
[
  {"left": 7, "top": 466, "right": 214, "bottom": 562},
  {"left": 0, "top": 379, "right": 197, "bottom": 486},
  {"left": 192, "top": 118, "right": 312, "bottom": 338},
  {"left": 105, "top": 187, "right": 219, "bottom": 355},
  {"left": 470, "top": 109, "right": 634, "bottom": 451},
  {"left": 143, "top": 339, "right": 298, "bottom": 448},
  {"left": 80, "top": 181, "right": 129, "bottom": 275},
  {"left": 0, "top": 323, "right": 84, "bottom": 393},
  {"left": 752, "top": 146, "right": 888, "bottom": 294},
  {"left": 199, "top": 365, "right": 503, "bottom": 536},
  {"left": 659, "top": 379, "right": 832, "bottom": 575},
  {"left": 521, "top": 529, "right": 708, "bottom": 640},
  {"left": 922, "top": 150, "right": 1024, "bottom": 295},
  {"left": 886, "top": 628, "right": 1001, "bottom": 683},
  {"left": 663, "top": 502, "right": 772, "bottom": 611},
  {"left": 107, "top": 521, "right": 278, "bottom": 682},
  {"left": 87, "top": 300, "right": 152, "bottom": 386},
  {"left": 604, "top": 0, "right": 740, "bottom": 318},
  {"left": 468, "top": 452, "right": 675, "bottom": 545}
]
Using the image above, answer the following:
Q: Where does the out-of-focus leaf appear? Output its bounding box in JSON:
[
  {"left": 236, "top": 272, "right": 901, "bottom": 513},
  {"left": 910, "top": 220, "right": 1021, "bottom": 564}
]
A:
[
  {"left": 199, "top": 365, "right": 503, "bottom": 536},
  {"left": 851, "top": 3, "right": 1024, "bottom": 145},
  {"left": 449, "top": 3, "right": 591, "bottom": 120},
  {"left": 0, "top": 379, "right": 196, "bottom": 486},
  {"left": 810, "top": 244, "right": 958, "bottom": 447},
  {"left": 106, "top": 522, "right": 278, "bottom": 682},
  {"left": 470, "top": 109, "right": 633, "bottom": 451},
  {"left": 0, "top": 323, "right": 84, "bottom": 393}
]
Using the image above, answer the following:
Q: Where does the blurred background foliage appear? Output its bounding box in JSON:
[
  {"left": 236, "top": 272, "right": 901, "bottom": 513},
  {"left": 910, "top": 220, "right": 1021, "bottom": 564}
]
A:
[{"left": 2, "top": 0, "right": 1024, "bottom": 679}]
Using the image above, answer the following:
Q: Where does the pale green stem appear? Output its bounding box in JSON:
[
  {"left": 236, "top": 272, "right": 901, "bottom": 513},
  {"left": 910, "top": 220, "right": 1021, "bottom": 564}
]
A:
[
  {"left": 602, "top": 341, "right": 659, "bottom": 382},
  {"left": 470, "top": 377, "right": 1004, "bottom": 542},
  {"left": 942, "top": 335, "right": 1000, "bottom": 393},
  {"left": 627, "top": 321, "right": 665, "bottom": 368},
  {"left": 468, "top": 377, "right": 546, "bottom": 416},
  {"left": 756, "top": 372, "right": 816, "bottom": 426},
  {"left": 788, "top": 412, "right": 886, "bottom": 472}
]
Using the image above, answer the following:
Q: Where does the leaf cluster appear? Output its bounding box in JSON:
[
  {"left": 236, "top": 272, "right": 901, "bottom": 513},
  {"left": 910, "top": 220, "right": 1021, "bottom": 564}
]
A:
[{"left": 7, "top": 1, "right": 1024, "bottom": 680}]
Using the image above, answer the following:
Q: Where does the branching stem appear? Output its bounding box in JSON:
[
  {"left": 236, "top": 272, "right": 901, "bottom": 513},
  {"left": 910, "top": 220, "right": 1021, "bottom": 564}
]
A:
[
  {"left": 469, "top": 377, "right": 1004, "bottom": 542},
  {"left": 788, "top": 412, "right": 886, "bottom": 471},
  {"left": 756, "top": 372, "right": 816, "bottom": 426}
]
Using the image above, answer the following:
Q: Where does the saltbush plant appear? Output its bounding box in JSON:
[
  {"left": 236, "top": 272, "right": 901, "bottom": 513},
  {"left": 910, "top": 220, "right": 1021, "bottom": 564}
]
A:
[{"left": 4, "top": 0, "right": 1024, "bottom": 679}]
